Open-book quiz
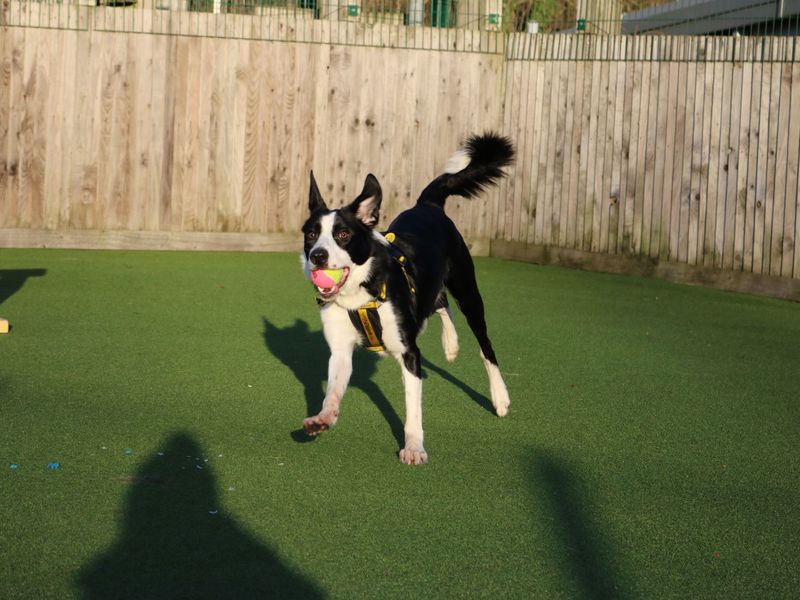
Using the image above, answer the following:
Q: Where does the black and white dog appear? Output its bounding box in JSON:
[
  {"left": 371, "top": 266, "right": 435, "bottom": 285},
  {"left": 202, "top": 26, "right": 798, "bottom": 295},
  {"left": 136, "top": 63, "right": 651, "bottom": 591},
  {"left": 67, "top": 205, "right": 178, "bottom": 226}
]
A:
[{"left": 300, "top": 133, "right": 514, "bottom": 465}]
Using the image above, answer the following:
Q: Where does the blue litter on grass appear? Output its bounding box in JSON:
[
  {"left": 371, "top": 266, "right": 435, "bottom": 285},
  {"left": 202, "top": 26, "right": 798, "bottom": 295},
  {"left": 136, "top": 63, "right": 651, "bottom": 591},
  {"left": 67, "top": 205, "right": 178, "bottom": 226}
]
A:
[
  {"left": 10, "top": 463, "right": 19, "bottom": 470},
  {"left": 47, "top": 462, "right": 61, "bottom": 470}
]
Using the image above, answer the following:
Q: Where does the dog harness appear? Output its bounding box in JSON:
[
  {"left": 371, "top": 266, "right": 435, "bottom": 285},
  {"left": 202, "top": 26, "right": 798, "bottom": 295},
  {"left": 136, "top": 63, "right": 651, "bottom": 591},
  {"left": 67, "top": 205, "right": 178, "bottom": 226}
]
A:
[
  {"left": 315, "top": 232, "right": 415, "bottom": 353},
  {"left": 347, "top": 232, "right": 416, "bottom": 352}
]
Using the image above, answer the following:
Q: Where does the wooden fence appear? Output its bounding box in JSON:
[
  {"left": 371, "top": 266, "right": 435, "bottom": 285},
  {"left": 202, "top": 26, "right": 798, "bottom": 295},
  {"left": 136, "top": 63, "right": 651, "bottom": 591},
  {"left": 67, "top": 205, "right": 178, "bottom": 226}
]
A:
[
  {"left": 2, "top": 4, "right": 800, "bottom": 298},
  {"left": 500, "top": 34, "right": 800, "bottom": 284}
]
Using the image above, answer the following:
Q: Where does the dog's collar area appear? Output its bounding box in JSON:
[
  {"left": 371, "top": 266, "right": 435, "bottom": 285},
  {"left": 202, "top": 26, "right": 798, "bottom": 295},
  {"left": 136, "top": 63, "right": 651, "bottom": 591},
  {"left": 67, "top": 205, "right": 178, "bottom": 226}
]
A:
[
  {"left": 315, "top": 232, "right": 415, "bottom": 353},
  {"left": 384, "top": 232, "right": 416, "bottom": 295}
]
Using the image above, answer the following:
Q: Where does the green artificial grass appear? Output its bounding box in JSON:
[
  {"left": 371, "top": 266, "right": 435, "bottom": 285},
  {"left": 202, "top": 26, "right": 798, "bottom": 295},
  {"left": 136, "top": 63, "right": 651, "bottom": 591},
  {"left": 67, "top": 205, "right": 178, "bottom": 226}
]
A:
[{"left": 0, "top": 248, "right": 798, "bottom": 599}]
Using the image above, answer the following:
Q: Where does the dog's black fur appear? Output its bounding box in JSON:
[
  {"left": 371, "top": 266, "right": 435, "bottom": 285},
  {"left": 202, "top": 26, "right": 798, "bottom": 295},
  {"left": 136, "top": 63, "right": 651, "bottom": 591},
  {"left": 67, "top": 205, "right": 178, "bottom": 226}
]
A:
[{"left": 300, "top": 133, "right": 514, "bottom": 464}]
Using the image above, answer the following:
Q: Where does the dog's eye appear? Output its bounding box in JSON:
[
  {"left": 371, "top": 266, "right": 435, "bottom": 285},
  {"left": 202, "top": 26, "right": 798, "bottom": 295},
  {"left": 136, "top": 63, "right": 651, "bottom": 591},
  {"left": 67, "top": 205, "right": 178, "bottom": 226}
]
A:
[
  {"left": 335, "top": 230, "right": 351, "bottom": 242},
  {"left": 306, "top": 231, "right": 318, "bottom": 241}
]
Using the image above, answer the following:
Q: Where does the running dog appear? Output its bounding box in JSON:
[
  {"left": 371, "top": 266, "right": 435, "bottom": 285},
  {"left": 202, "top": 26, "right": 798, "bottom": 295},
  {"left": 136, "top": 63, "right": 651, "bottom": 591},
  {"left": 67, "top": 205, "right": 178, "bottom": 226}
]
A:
[{"left": 300, "top": 133, "right": 514, "bottom": 465}]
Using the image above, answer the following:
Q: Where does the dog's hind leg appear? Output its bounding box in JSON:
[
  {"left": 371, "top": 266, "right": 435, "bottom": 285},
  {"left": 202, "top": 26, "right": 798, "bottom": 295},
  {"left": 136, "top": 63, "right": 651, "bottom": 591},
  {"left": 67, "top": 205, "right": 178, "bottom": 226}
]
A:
[
  {"left": 435, "top": 293, "right": 459, "bottom": 363},
  {"left": 396, "top": 346, "right": 428, "bottom": 465},
  {"left": 445, "top": 258, "right": 510, "bottom": 417}
]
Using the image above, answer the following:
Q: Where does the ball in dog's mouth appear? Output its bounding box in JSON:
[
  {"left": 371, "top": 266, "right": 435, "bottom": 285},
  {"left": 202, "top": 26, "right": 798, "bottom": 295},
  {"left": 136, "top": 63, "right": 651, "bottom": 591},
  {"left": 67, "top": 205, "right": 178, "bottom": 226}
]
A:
[{"left": 310, "top": 267, "right": 349, "bottom": 299}]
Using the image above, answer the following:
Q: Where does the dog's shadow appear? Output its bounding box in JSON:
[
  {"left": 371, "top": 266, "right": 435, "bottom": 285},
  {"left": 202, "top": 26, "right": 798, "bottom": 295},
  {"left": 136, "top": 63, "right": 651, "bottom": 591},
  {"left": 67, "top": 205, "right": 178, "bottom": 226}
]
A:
[
  {"left": 262, "top": 317, "right": 495, "bottom": 446},
  {"left": 262, "top": 318, "right": 405, "bottom": 446}
]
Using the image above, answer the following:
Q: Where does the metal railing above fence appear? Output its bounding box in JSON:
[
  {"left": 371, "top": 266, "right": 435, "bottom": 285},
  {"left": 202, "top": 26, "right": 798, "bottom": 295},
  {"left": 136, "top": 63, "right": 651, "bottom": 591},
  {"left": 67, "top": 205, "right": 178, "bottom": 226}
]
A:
[{"left": 3, "top": 0, "right": 800, "bottom": 52}]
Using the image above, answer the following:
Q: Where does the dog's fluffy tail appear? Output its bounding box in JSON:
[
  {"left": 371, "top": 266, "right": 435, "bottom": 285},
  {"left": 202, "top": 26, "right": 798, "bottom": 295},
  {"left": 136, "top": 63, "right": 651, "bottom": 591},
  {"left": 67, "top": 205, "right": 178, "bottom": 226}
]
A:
[{"left": 417, "top": 132, "right": 515, "bottom": 208}]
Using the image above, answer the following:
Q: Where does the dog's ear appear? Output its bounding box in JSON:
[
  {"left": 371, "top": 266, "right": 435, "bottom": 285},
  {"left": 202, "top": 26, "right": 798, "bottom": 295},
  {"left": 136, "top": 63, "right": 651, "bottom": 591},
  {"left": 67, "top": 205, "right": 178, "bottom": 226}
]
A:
[
  {"left": 348, "top": 174, "right": 382, "bottom": 228},
  {"left": 309, "top": 171, "right": 327, "bottom": 213}
]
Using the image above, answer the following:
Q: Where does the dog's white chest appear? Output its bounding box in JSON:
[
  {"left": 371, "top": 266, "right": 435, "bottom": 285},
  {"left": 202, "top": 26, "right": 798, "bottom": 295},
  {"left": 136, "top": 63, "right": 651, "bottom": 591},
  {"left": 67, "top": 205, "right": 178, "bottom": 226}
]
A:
[{"left": 320, "top": 300, "right": 404, "bottom": 356}]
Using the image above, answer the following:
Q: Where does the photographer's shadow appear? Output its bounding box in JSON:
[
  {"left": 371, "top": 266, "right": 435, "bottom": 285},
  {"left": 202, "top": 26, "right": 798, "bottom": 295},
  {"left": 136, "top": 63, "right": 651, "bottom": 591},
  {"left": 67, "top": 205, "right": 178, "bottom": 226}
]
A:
[
  {"left": 262, "top": 318, "right": 405, "bottom": 446},
  {"left": 78, "top": 433, "right": 324, "bottom": 599}
]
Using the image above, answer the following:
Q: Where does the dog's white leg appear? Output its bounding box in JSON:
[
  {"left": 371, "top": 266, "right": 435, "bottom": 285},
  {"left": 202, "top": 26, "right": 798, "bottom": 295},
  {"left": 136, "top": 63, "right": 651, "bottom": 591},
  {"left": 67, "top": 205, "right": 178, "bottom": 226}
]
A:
[
  {"left": 481, "top": 351, "right": 510, "bottom": 417},
  {"left": 398, "top": 358, "right": 427, "bottom": 465},
  {"left": 437, "top": 305, "right": 459, "bottom": 363},
  {"left": 303, "top": 347, "right": 353, "bottom": 435}
]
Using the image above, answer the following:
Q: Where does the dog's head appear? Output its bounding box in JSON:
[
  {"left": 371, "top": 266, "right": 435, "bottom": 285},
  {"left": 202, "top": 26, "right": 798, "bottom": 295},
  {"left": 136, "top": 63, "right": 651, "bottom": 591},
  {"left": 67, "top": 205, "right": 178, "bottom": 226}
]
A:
[{"left": 300, "top": 172, "right": 383, "bottom": 303}]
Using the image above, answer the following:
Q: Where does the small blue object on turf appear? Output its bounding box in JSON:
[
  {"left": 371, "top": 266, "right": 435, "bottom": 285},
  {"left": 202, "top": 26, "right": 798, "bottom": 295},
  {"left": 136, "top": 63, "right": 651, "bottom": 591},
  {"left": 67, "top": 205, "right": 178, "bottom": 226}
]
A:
[
  {"left": 47, "top": 462, "right": 61, "bottom": 470},
  {"left": 10, "top": 463, "right": 19, "bottom": 470}
]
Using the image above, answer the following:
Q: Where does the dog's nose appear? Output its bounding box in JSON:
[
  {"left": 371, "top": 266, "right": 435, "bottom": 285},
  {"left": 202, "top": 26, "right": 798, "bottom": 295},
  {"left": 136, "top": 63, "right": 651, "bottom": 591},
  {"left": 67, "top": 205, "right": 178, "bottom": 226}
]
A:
[{"left": 309, "top": 248, "right": 328, "bottom": 267}]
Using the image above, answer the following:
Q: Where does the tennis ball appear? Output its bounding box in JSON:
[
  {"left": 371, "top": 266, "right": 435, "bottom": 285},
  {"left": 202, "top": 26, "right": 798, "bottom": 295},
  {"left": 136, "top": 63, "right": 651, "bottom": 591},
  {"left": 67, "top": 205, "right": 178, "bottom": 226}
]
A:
[{"left": 324, "top": 269, "right": 344, "bottom": 284}]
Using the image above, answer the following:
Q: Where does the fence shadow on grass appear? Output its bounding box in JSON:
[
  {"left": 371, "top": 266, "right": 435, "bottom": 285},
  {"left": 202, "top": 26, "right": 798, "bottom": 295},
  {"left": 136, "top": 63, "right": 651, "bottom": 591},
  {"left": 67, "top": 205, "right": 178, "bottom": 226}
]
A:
[
  {"left": 77, "top": 432, "right": 325, "bottom": 600},
  {"left": 0, "top": 269, "right": 47, "bottom": 305},
  {"left": 530, "top": 450, "right": 631, "bottom": 600}
]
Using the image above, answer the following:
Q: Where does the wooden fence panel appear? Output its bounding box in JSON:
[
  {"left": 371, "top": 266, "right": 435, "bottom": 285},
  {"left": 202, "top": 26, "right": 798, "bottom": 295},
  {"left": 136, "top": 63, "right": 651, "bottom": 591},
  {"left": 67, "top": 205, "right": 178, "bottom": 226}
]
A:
[
  {"left": 1, "top": 15, "right": 800, "bottom": 291},
  {"left": 0, "top": 25, "right": 505, "bottom": 246}
]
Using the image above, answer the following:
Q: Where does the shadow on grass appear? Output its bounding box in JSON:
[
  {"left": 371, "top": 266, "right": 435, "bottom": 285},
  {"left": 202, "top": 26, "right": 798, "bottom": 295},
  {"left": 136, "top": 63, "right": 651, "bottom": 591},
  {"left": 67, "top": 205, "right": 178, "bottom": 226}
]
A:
[
  {"left": 261, "top": 317, "right": 494, "bottom": 444},
  {"left": 0, "top": 269, "right": 46, "bottom": 305},
  {"left": 262, "top": 318, "right": 404, "bottom": 447},
  {"left": 531, "top": 450, "right": 630, "bottom": 600},
  {"left": 421, "top": 358, "right": 493, "bottom": 414},
  {"left": 77, "top": 432, "right": 324, "bottom": 600}
]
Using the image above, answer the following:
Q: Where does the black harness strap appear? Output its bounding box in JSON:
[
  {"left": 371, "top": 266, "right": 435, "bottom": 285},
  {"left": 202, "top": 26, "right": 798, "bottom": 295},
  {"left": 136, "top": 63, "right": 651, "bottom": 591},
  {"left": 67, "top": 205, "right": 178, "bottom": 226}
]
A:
[
  {"left": 314, "top": 233, "right": 415, "bottom": 353},
  {"left": 348, "top": 299, "right": 385, "bottom": 352},
  {"left": 348, "top": 232, "right": 414, "bottom": 352}
]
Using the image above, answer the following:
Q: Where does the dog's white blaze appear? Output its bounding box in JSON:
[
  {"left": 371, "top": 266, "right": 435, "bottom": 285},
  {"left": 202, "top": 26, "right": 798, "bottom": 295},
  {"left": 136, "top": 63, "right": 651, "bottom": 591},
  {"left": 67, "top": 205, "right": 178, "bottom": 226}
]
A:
[
  {"left": 443, "top": 148, "right": 471, "bottom": 174},
  {"left": 436, "top": 306, "right": 459, "bottom": 362},
  {"left": 481, "top": 351, "right": 510, "bottom": 417},
  {"left": 311, "top": 213, "right": 351, "bottom": 269}
]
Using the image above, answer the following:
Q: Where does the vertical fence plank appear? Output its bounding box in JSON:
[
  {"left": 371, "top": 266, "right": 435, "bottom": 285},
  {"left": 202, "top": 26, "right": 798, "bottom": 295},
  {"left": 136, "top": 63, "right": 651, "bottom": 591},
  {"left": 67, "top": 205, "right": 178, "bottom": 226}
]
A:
[
  {"left": 742, "top": 63, "right": 768, "bottom": 272},
  {"left": 734, "top": 59, "right": 754, "bottom": 271},
  {"left": 496, "top": 58, "right": 516, "bottom": 241},
  {"left": 543, "top": 57, "right": 563, "bottom": 246},
  {"left": 786, "top": 62, "right": 800, "bottom": 278},
  {"left": 505, "top": 60, "right": 524, "bottom": 241},
  {"left": 770, "top": 63, "right": 793, "bottom": 277},
  {"left": 639, "top": 60, "right": 658, "bottom": 258},
  {"left": 553, "top": 59, "right": 572, "bottom": 247},
  {"left": 590, "top": 59, "right": 609, "bottom": 253},
  {"left": 696, "top": 57, "right": 714, "bottom": 267},
  {"left": 617, "top": 59, "right": 633, "bottom": 254},
  {"left": 687, "top": 61, "right": 706, "bottom": 266},
  {"left": 566, "top": 59, "right": 585, "bottom": 250},
  {"left": 534, "top": 59, "right": 554, "bottom": 245},
  {"left": 759, "top": 60, "right": 781, "bottom": 275},
  {"left": 598, "top": 58, "right": 616, "bottom": 254},
  {"left": 582, "top": 59, "right": 601, "bottom": 251},
  {"left": 676, "top": 60, "right": 694, "bottom": 264},
  {"left": 703, "top": 60, "right": 722, "bottom": 268},
  {"left": 608, "top": 57, "right": 625, "bottom": 254},
  {"left": 0, "top": 23, "right": 12, "bottom": 228},
  {"left": 722, "top": 61, "right": 743, "bottom": 270}
]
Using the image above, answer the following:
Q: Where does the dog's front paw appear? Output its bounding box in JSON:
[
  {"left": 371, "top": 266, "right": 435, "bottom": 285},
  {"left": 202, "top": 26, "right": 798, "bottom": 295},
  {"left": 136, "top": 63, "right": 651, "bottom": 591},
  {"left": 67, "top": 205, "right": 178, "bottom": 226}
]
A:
[
  {"left": 399, "top": 446, "right": 428, "bottom": 465},
  {"left": 493, "top": 387, "right": 510, "bottom": 417},
  {"left": 303, "top": 412, "right": 337, "bottom": 436}
]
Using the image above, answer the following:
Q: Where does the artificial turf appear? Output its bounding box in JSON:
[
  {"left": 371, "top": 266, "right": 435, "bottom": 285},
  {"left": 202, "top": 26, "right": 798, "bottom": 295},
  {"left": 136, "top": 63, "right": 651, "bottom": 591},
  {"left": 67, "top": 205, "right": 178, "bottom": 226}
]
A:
[{"left": 0, "top": 248, "right": 798, "bottom": 599}]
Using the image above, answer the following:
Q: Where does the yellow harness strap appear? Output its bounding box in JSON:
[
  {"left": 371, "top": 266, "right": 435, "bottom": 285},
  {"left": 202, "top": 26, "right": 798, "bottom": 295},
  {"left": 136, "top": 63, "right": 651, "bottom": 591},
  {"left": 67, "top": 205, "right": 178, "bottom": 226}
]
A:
[{"left": 317, "top": 233, "right": 414, "bottom": 353}]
